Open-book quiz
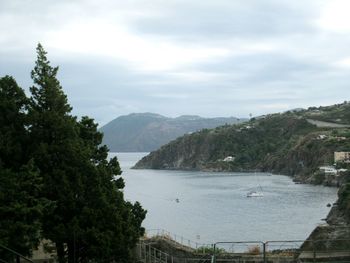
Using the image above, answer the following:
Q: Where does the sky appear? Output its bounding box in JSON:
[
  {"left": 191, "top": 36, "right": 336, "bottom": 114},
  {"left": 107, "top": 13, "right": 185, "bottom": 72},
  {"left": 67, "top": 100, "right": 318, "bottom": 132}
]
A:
[{"left": 1, "top": 0, "right": 350, "bottom": 126}]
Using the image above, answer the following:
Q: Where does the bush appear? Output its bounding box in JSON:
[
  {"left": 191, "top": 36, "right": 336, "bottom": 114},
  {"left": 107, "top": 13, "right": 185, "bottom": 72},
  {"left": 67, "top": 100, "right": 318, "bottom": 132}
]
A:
[{"left": 247, "top": 245, "right": 261, "bottom": 255}]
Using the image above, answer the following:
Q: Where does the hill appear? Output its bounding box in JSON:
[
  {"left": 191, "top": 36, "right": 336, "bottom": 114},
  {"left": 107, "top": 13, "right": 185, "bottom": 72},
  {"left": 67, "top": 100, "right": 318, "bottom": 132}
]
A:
[
  {"left": 133, "top": 102, "right": 350, "bottom": 184},
  {"left": 100, "top": 113, "right": 245, "bottom": 152}
]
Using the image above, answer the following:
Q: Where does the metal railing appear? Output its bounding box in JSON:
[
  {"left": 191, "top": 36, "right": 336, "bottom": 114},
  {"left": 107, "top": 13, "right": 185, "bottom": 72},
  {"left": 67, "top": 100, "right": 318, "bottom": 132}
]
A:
[
  {"left": 137, "top": 242, "right": 174, "bottom": 263},
  {"left": 137, "top": 237, "right": 350, "bottom": 263},
  {"left": 145, "top": 229, "right": 212, "bottom": 252},
  {"left": 213, "top": 239, "right": 350, "bottom": 263},
  {"left": 0, "top": 244, "right": 34, "bottom": 263}
]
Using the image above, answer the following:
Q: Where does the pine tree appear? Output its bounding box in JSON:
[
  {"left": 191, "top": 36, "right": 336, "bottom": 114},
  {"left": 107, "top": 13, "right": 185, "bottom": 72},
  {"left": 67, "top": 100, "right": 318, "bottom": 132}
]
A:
[
  {"left": 28, "top": 44, "right": 83, "bottom": 263},
  {"left": 76, "top": 117, "right": 146, "bottom": 262},
  {"left": 28, "top": 44, "right": 146, "bottom": 263},
  {"left": 0, "top": 76, "right": 45, "bottom": 259}
]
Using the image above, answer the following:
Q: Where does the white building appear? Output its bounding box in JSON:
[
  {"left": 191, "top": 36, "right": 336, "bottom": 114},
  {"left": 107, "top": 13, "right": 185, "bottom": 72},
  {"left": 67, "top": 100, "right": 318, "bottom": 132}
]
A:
[
  {"left": 319, "top": 166, "right": 337, "bottom": 175},
  {"left": 317, "top": 134, "right": 327, "bottom": 140},
  {"left": 334, "top": 152, "right": 350, "bottom": 163},
  {"left": 223, "top": 156, "right": 235, "bottom": 162}
]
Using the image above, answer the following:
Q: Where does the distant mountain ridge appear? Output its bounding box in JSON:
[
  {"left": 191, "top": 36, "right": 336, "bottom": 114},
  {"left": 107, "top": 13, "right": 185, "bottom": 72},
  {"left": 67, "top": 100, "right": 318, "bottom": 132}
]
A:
[{"left": 100, "top": 113, "right": 245, "bottom": 152}]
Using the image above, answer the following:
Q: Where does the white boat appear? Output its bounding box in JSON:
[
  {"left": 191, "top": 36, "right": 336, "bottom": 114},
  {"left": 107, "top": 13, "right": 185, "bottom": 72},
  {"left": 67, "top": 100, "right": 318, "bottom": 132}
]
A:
[
  {"left": 247, "top": 172, "right": 264, "bottom": 197},
  {"left": 246, "top": 190, "right": 264, "bottom": 197}
]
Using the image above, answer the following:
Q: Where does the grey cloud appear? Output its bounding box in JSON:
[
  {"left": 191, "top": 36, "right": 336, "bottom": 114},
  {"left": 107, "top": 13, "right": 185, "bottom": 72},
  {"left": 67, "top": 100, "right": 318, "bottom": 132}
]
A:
[
  {"left": 128, "top": 0, "right": 319, "bottom": 41},
  {"left": 0, "top": 0, "right": 349, "bottom": 125}
]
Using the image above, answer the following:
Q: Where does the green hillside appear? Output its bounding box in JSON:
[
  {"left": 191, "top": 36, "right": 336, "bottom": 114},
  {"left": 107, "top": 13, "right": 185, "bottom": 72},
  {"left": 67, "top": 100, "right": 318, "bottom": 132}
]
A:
[{"left": 134, "top": 102, "right": 350, "bottom": 184}]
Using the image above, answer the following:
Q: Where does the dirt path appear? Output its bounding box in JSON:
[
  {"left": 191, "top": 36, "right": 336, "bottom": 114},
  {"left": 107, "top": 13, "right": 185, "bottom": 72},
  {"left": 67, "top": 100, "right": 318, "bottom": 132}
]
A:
[{"left": 307, "top": 119, "right": 350, "bottom": 128}]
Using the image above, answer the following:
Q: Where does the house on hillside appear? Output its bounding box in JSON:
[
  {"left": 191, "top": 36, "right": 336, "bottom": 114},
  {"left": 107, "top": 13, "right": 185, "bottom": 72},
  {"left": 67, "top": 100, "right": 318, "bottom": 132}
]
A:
[
  {"left": 319, "top": 166, "right": 337, "bottom": 175},
  {"left": 317, "top": 134, "right": 327, "bottom": 140},
  {"left": 335, "top": 137, "right": 347, "bottom": 141},
  {"left": 223, "top": 156, "right": 235, "bottom": 162},
  {"left": 334, "top": 152, "right": 350, "bottom": 163}
]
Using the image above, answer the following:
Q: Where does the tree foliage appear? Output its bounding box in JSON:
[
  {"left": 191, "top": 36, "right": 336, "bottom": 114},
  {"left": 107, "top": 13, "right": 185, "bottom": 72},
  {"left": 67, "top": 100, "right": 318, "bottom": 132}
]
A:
[
  {"left": 0, "top": 44, "right": 146, "bottom": 263},
  {"left": 0, "top": 76, "right": 46, "bottom": 259}
]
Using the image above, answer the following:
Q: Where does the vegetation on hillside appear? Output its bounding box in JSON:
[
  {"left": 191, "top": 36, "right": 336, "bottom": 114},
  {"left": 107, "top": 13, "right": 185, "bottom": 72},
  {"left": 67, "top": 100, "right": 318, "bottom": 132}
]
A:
[
  {"left": 134, "top": 103, "right": 350, "bottom": 184},
  {"left": 299, "top": 102, "right": 350, "bottom": 124},
  {"left": 0, "top": 44, "right": 146, "bottom": 263}
]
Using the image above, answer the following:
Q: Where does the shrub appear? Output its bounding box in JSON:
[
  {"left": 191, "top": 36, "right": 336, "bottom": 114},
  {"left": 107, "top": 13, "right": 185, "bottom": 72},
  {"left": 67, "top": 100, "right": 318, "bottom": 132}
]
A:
[{"left": 247, "top": 245, "right": 261, "bottom": 255}]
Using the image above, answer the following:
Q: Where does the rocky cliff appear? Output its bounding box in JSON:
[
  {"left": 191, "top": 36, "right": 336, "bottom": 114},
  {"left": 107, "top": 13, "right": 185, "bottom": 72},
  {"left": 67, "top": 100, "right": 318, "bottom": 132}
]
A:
[{"left": 302, "top": 183, "right": 350, "bottom": 253}]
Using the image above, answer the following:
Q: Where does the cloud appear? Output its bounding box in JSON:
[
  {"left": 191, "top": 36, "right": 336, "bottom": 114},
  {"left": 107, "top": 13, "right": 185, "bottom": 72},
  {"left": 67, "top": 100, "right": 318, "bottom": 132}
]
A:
[
  {"left": 45, "top": 19, "right": 230, "bottom": 71},
  {"left": 332, "top": 57, "right": 350, "bottom": 69},
  {"left": 1, "top": 0, "right": 350, "bottom": 125},
  {"left": 128, "top": 0, "right": 318, "bottom": 40},
  {"left": 315, "top": 0, "right": 350, "bottom": 33}
]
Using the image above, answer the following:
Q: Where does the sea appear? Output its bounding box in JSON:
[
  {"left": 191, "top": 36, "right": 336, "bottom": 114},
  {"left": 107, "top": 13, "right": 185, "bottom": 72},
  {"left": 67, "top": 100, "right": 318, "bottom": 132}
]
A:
[{"left": 110, "top": 152, "right": 338, "bottom": 245}]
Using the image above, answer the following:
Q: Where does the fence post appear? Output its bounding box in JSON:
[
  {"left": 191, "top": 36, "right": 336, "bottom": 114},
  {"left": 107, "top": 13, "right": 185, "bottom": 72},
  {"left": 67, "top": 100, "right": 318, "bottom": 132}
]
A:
[
  {"left": 211, "top": 244, "right": 216, "bottom": 263},
  {"left": 263, "top": 242, "right": 267, "bottom": 263},
  {"left": 149, "top": 245, "right": 152, "bottom": 263},
  {"left": 139, "top": 242, "right": 142, "bottom": 261}
]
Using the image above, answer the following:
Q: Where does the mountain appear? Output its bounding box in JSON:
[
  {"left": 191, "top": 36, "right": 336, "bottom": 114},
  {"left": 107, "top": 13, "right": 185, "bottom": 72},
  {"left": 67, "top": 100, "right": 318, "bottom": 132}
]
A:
[
  {"left": 133, "top": 102, "right": 350, "bottom": 184},
  {"left": 100, "top": 113, "right": 245, "bottom": 152}
]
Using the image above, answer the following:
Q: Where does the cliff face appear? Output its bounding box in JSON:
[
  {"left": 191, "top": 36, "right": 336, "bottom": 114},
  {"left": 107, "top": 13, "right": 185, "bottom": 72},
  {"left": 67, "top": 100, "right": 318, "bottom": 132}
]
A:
[{"left": 302, "top": 183, "right": 350, "bottom": 250}]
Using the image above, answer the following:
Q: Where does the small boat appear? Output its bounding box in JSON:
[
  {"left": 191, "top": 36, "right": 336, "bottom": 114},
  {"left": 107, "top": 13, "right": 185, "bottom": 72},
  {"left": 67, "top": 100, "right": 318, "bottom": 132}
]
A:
[
  {"left": 246, "top": 191, "right": 264, "bottom": 197},
  {"left": 247, "top": 172, "right": 264, "bottom": 197},
  {"left": 175, "top": 198, "right": 180, "bottom": 203}
]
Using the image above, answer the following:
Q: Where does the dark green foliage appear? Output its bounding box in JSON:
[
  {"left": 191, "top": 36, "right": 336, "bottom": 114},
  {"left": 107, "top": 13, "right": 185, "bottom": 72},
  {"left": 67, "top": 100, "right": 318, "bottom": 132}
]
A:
[
  {"left": 0, "top": 76, "right": 46, "bottom": 259},
  {"left": 0, "top": 164, "right": 45, "bottom": 259},
  {"left": 0, "top": 44, "right": 146, "bottom": 263},
  {"left": 28, "top": 44, "right": 83, "bottom": 263},
  {"left": 0, "top": 76, "right": 28, "bottom": 168},
  {"left": 27, "top": 44, "right": 146, "bottom": 263}
]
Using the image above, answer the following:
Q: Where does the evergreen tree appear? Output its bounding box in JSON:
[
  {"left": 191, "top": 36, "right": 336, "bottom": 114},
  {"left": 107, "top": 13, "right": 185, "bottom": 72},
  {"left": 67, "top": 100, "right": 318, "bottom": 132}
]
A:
[
  {"left": 28, "top": 44, "right": 87, "bottom": 263},
  {"left": 28, "top": 44, "right": 146, "bottom": 263},
  {"left": 0, "top": 76, "right": 45, "bottom": 259},
  {"left": 0, "top": 76, "right": 28, "bottom": 168},
  {"left": 76, "top": 117, "right": 146, "bottom": 262}
]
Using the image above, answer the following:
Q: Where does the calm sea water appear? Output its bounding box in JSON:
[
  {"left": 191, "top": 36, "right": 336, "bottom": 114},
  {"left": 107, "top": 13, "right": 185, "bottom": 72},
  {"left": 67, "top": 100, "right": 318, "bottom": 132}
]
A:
[{"left": 110, "top": 152, "right": 338, "bottom": 244}]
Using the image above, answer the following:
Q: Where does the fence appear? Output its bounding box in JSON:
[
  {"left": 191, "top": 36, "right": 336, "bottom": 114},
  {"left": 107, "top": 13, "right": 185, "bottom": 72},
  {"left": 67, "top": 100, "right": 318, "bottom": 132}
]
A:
[
  {"left": 137, "top": 241, "right": 212, "bottom": 263},
  {"left": 145, "top": 229, "right": 213, "bottom": 252},
  {"left": 137, "top": 238, "right": 350, "bottom": 263},
  {"left": 213, "top": 239, "right": 350, "bottom": 263}
]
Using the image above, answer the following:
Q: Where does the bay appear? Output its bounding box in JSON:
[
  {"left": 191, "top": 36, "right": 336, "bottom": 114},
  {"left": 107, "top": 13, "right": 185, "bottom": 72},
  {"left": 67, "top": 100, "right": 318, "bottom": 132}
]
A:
[{"left": 110, "top": 152, "right": 338, "bottom": 244}]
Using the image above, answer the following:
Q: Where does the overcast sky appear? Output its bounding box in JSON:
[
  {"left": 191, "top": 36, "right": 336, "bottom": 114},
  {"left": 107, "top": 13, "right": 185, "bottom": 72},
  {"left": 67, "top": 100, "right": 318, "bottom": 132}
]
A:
[{"left": 1, "top": 0, "right": 350, "bottom": 125}]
